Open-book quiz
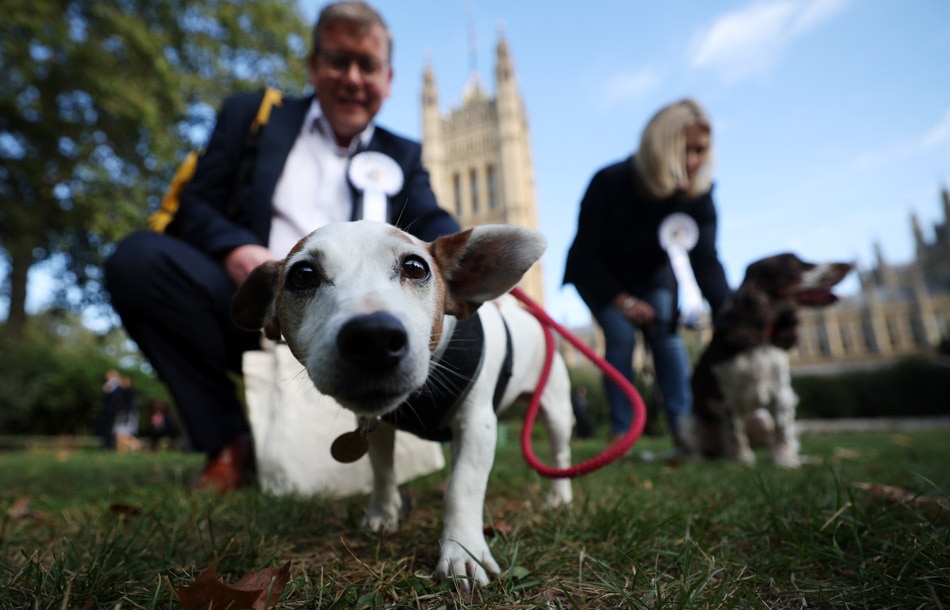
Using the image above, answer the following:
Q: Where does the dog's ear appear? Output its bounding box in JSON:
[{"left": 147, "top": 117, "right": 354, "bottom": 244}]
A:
[
  {"left": 716, "top": 285, "right": 772, "bottom": 353},
  {"left": 231, "top": 260, "right": 283, "bottom": 340},
  {"left": 430, "top": 225, "right": 546, "bottom": 318}
]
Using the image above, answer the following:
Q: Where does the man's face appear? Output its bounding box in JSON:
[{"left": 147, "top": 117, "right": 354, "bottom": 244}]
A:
[{"left": 309, "top": 20, "right": 392, "bottom": 146}]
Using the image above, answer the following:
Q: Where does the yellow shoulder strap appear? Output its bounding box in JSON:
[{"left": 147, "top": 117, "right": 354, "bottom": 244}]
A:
[
  {"left": 251, "top": 87, "right": 283, "bottom": 133},
  {"left": 148, "top": 87, "right": 283, "bottom": 233},
  {"left": 148, "top": 149, "right": 201, "bottom": 233}
]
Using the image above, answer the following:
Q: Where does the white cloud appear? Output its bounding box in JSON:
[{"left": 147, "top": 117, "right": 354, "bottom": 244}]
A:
[
  {"left": 921, "top": 108, "right": 950, "bottom": 151},
  {"left": 690, "top": 0, "right": 850, "bottom": 82},
  {"left": 854, "top": 109, "right": 950, "bottom": 170},
  {"left": 598, "top": 66, "right": 660, "bottom": 110}
]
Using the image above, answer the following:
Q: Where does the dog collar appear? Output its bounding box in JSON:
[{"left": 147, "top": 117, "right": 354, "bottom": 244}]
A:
[{"left": 381, "top": 314, "right": 512, "bottom": 442}]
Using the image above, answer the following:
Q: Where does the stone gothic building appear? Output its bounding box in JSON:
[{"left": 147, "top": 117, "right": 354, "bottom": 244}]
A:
[
  {"left": 790, "top": 187, "right": 950, "bottom": 372},
  {"left": 420, "top": 34, "right": 544, "bottom": 304}
]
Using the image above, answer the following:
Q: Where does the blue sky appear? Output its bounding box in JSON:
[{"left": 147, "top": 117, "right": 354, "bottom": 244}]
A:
[
  {"left": 300, "top": 0, "right": 950, "bottom": 327},
  {"left": 9, "top": 0, "right": 950, "bottom": 330}
]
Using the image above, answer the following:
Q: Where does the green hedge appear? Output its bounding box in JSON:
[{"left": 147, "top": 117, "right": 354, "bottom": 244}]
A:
[
  {"left": 793, "top": 356, "right": 950, "bottom": 419},
  {"left": 0, "top": 327, "right": 170, "bottom": 436}
]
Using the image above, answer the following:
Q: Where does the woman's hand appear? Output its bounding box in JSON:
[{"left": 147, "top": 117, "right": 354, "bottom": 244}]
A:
[{"left": 614, "top": 293, "right": 656, "bottom": 325}]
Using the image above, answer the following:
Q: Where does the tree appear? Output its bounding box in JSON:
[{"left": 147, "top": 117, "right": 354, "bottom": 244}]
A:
[{"left": 1, "top": 0, "right": 310, "bottom": 337}]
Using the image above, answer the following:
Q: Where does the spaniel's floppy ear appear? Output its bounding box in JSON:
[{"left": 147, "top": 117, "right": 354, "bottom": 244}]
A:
[
  {"left": 231, "top": 260, "right": 283, "bottom": 340},
  {"left": 716, "top": 284, "right": 773, "bottom": 353}
]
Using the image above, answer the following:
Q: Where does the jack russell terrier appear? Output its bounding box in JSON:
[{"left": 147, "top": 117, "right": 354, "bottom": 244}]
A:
[{"left": 231, "top": 220, "right": 574, "bottom": 588}]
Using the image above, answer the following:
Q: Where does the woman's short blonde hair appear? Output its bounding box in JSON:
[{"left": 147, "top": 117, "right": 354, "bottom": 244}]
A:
[{"left": 634, "top": 98, "right": 714, "bottom": 199}]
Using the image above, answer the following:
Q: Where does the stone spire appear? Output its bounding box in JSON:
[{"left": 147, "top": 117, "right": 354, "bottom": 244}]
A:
[
  {"left": 420, "top": 52, "right": 446, "bottom": 210},
  {"left": 461, "top": 4, "right": 487, "bottom": 103},
  {"left": 911, "top": 211, "right": 926, "bottom": 256}
]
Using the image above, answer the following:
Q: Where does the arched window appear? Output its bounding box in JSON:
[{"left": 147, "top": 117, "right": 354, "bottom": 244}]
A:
[{"left": 470, "top": 169, "right": 479, "bottom": 213}]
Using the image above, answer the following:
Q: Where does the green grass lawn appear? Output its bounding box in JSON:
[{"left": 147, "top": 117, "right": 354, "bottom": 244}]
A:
[{"left": 2, "top": 430, "right": 948, "bottom": 609}]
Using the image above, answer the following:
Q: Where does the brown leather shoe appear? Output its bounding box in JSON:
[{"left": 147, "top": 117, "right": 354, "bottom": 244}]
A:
[{"left": 193, "top": 434, "right": 254, "bottom": 493}]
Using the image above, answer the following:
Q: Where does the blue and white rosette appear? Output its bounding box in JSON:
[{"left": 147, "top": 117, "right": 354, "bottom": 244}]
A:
[
  {"left": 658, "top": 212, "right": 703, "bottom": 327},
  {"left": 348, "top": 151, "right": 404, "bottom": 223}
]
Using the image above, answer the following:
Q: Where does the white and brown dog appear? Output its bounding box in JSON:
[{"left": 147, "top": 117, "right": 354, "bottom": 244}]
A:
[
  {"left": 682, "top": 253, "right": 852, "bottom": 468},
  {"left": 231, "top": 220, "right": 573, "bottom": 588}
]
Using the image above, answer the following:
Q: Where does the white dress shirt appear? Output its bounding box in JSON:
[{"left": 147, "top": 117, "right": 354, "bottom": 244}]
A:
[{"left": 269, "top": 100, "right": 375, "bottom": 257}]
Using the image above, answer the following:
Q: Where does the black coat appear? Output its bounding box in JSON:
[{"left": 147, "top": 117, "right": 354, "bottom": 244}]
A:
[
  {"left": 168, "top": 91, "right": 459, "bottom": 257},
  {"left": 563, "top": 156, "right": 731, "bottom": 314}
]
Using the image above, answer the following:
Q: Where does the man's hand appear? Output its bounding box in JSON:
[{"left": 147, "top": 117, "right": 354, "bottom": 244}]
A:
[
  {"left": 224, "top": 244, "right": 275, "bottom": 287},
  {"left": 614, "top": 293, "right": 656, "bottom": 326}
]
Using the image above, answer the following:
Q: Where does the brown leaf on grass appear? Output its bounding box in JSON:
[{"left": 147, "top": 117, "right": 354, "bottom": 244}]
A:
[
  {"left": 833, "top": 447, "right": 862, "bottom": 460},
  {"left": 484, "top": 520, "right": 515, "bottom": 537},
  {"left": 176, "top": 562, "right": 291, "bottom": 610},
  {"left": 890, "top": 434, "right": 912, "bottom": 447},
  {"left": 665, "top": 454, "right": 687, "bottom": 468},
  {"left": 852, "top": 482, "right": 950, "bottom": 524},
  {"left": 853, "top": 482, "right": 916, "bottom": 502},
  {"left": 108, "top": 503, "right": 141, "bottom": 517},
  {"left": 8, "top": 496, "right": 31, "bottom": 519},
  {"left": 234, "top": 561, "right": 292, "bottom": 610}
]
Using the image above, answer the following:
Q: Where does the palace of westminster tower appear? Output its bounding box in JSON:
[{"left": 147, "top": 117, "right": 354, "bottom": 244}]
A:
[{"left": 420, "top": 30, "right": 544, "bottom": 304}]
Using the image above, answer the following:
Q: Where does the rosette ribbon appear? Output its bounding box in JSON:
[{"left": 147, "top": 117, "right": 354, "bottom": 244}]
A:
[
  {"left": 658, "top": 212, "right": 704, "bottom": 327},
  {"left": 348, "top": 151, "right": 404, "bottom": 222}
]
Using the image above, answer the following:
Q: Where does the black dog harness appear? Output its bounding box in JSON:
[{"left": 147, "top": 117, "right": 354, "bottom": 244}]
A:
[{"left": 382, "top": 314, "right": 513, "bottom": 442}]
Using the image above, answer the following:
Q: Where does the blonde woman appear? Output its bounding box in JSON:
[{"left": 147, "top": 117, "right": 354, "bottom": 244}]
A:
[{"left": 563, "top": 98, "right": 732, "bottom": 450}]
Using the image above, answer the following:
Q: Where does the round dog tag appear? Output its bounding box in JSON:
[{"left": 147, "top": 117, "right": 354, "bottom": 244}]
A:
[{"left": 330, "top": 431, "right": 369, "bottom": 463}]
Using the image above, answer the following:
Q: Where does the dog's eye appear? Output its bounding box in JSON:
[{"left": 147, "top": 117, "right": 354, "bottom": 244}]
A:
[
  {"left": 401, "top": 255, "right": 430, "bottom": 282},
  {"left": 286, "top": 263, "right": 321, "bottom": 290}
]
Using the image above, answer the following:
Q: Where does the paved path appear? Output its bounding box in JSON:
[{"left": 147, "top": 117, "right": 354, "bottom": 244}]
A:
[{"left": 798, "top": 416, "right": 950, "bottom": 435}]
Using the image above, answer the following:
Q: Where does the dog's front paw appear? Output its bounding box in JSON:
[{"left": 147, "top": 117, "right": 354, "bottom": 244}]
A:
[
  {"left": 734, "top": 446, "right": 756, "bottom": 466},
  {"left": 770, "top": 443, "right": 801, "bottom": 469},
  {"left": 433, "top": 538, "right": 500, "bottom": 590},
  {"left": 362, "top": 492, "right": 402, "bottom": 533},
  {"left": 543, "top": 481, "right": 573, "bottom": 508}
]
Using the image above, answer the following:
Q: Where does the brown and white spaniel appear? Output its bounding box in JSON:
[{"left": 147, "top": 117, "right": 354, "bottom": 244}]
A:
[{"left": 682, "top": 253, "right": 852, "bottom": 468}]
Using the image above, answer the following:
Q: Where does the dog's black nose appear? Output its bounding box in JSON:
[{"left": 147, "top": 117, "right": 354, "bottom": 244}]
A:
[{"left": 337, "top": 312, "right": 409, "bottom": 375}]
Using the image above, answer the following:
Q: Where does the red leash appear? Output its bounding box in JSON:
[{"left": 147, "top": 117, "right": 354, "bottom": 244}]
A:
[{"left": 510, "top": 287, "right": 648, "bottom": 478}]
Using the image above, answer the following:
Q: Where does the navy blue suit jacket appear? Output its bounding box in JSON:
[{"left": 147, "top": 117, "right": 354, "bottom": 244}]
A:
[
  {"left": 563, "top": 156, "right": 731, "bottom": 314},
  {"left": 168, "top": 91, "right": 459, "bottom": 258}
]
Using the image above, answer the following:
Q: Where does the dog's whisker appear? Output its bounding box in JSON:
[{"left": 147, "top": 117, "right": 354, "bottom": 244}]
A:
[{"left": 394, "top": 197, "right": 410, "bottom": 230}]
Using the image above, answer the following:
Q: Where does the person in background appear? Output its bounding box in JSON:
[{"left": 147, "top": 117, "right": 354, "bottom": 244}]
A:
[
  {"left": 571, "top": 385, "right": 594, "bottom": 440},
  {"left": 113, "top": 374, "right": 142, "bottom": 452},
  {"left": 95, "top": 369, "right": 122, "bottom": 449},
  {"left": 563, "top": 98, "right": 732, "bottom": 452},
  {"left": 144, "top": 397, "right": 180, "bottom": 451},
  {"left": 104, "top": 1, "right": 458, "bottom": 492}
]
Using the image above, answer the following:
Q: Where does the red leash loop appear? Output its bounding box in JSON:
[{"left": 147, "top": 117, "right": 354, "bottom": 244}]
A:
[{"left": 510, "top": 287, "right": 648, "bottom": 478}]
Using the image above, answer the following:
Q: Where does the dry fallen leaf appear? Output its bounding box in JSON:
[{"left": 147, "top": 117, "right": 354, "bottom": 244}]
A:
[
  {"left": 852, "top": 482, "right": 916, "bottom": 502},
  {"left": 108, "top": 503, "right": 142, "bottom": 517},
  {"left": 8, "top": 496, "right": 31, "bottom": 519},
  {"left": 833, "top": 447, "right": 862, "bottom": 460},
  {"left": 484, "top": 520, "right": 515, "bottom": 537},
  {"left": 852, "top": 482, "right": 950, "bottom": 524},
  {"left": 234, "top": 561, "right": 292, "bottom": 610},
  {"left": 176, "top": 562, "right": 291, "bottom": 610}
]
